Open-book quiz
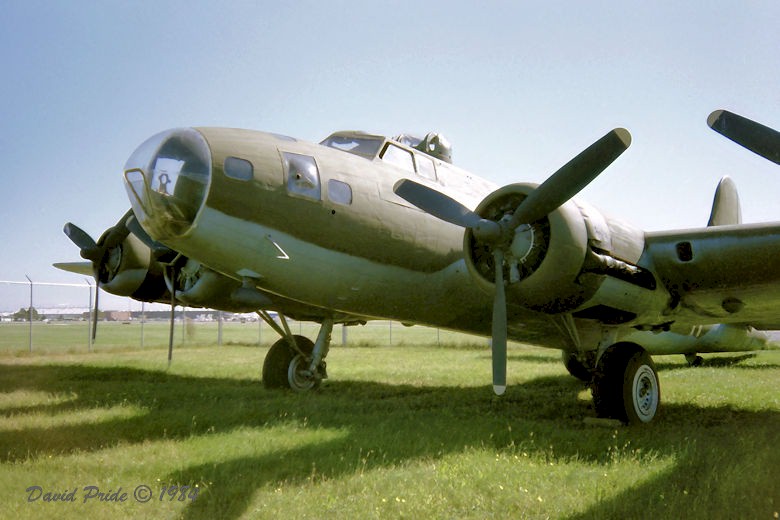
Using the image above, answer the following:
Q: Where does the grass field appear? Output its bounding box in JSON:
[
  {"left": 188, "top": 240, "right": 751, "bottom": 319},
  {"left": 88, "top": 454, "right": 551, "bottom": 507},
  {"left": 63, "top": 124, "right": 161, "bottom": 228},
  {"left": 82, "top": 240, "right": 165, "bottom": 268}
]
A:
[{"left": 0, "top": 322, "right": 778, "bottom": 519}]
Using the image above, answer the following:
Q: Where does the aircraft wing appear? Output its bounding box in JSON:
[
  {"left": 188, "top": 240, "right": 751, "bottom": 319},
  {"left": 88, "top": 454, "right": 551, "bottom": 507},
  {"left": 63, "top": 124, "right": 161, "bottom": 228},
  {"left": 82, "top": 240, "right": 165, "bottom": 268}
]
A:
[{"left": 644, "top": 222, "right": 780, "bottom": 329}]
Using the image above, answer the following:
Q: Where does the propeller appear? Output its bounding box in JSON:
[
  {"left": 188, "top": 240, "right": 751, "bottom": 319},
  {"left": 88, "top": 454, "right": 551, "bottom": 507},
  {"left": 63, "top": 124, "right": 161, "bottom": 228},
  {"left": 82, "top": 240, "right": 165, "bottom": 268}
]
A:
[
  {"left": 707, "top": 110, "right": 780, "bottom": 165},
  {"left": 127, "top": 214, "right": 179, "bottom": 366},
  {"left": 64, "top": 210, "right": 134, "bottom": 264},
  {"left": 491, "top": 249, "right": 507, "bottom": 394},
  {"left": 63, "top": 223, "right": 101, "bottom": 262},
  {"left": 167, "top": 265, "right": 177, "bottom": 369},
  {"left": 124, "top": 214, "right": 179, "bottom": 366},
  {"left": 394, "top": 128, "right": 631, "bottom": 394},
  {"left": 92, "top": 282, "right": 100, "bottom": 341},
  {"left": 64, "top": 209, "right": 181, "bottom": 362},
  {"left": 63, "top": 210, "right": 133, "bottom": 340}
]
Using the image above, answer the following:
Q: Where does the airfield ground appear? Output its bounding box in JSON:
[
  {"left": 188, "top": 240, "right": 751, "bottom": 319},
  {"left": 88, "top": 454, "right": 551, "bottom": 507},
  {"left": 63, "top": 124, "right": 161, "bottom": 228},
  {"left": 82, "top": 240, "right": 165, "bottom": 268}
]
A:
[{"left": 0, "top": 321, "right": 778, "bottom": 519}]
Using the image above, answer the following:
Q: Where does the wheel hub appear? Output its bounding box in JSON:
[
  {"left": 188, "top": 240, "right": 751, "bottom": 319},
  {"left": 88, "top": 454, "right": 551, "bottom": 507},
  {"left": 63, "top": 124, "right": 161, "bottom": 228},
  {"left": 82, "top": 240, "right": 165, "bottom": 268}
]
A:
[
  {"left": 632, "top": 365, "right": 658, "bottom": 421},
  {"left": 287, "top": 354, "right": 319, "bottom": 392}
]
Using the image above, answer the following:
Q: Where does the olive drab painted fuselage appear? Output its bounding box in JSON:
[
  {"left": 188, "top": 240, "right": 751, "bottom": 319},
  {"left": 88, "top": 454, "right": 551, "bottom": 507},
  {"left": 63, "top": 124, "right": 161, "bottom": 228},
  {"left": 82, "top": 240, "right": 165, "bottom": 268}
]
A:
[{"left": 116, "top": 126, "right": 780, "bottom": 354}]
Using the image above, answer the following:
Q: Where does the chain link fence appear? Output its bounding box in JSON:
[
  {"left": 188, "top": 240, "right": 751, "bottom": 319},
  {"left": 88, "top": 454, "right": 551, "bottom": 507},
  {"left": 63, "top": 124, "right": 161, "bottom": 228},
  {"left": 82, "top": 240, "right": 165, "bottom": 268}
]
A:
[{"left": 1, "top": 280, "right": 486, "bottom": 354}]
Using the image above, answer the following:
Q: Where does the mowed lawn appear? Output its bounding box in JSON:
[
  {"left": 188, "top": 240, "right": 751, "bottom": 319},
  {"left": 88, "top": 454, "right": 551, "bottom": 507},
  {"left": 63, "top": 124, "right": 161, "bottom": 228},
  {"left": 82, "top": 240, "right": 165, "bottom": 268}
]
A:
[{"left": 0, "top": 323, "right": 778, "bottom": 519}]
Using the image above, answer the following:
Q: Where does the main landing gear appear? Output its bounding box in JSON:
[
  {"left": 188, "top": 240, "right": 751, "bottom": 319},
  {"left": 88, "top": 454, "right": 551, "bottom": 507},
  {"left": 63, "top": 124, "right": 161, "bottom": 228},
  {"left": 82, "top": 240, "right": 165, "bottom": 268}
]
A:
[
  {"left": 258, "top": 311, "right": 333, "bottom": 392},
  {"left": 591, "top": 343, "right": 660, "bottom": 424},
  {"left": 566, "top": 343, "right": 661, "bottom": 424}
]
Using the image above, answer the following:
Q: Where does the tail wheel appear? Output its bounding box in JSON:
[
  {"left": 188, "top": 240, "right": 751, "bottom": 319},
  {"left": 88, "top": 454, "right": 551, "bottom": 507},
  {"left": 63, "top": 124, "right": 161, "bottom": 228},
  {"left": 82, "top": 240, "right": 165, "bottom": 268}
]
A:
[
  {"left": 262, "top": 335, "right": 318, "bottom": 390},
  {"left": 592, "top": 343, "right": 660, "bottom": 424}
]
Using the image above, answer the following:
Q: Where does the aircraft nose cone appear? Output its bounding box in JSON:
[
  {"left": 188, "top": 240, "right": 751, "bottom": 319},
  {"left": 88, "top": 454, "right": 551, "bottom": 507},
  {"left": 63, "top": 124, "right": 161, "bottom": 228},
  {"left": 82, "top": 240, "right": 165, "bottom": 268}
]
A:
[{"left": 123, "top": 128, "right": 212, "bottom": 241}]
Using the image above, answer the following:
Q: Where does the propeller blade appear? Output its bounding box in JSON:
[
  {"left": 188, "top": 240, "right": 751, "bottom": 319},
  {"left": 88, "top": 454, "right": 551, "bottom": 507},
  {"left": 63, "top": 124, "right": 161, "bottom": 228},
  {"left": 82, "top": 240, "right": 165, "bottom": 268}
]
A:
[
  {"left": 126, "top": 215, "right": 156, "bottom": 249},
  {"left": 708, "top": 110, "right": 780, "bottom": 165},
  {"left": 64, "top": 210, "right": 133, "bottom": 268},
  {"left": 127, "top": 215, "right": 178, "bottom": 261},
  {"left": 53, "top": 262, "right": 94, "bottom": 276},
  {"left": 393, "top": 179, "right": 484, "bottom": 227},
  {"left": 63, "top": 223, "right": 101, "bottom": 261},
  {"left": 491, "top": 249, "right": 507, "bottom": 395},
  {"left": 508, "top": 128, "right": 631, "bottom": 229},
  {"left": 394, "top": 179, "right": 501, "bottom": 240},
  {"left": 101, "top": 209, "right": 134, "bottom": 250},
  {"left": 167, "top": 266, "right": 176, "bottom": 369}
]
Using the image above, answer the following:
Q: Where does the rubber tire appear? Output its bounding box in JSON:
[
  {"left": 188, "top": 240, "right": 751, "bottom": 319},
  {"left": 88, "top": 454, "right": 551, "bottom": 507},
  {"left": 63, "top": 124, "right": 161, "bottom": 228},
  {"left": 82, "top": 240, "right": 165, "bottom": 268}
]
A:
[
  {"left": 592, "top": 343, "right": 660, "bottom": 425},
  {"left": 262, "top": 335, "right": 315, "bottom": 390}
]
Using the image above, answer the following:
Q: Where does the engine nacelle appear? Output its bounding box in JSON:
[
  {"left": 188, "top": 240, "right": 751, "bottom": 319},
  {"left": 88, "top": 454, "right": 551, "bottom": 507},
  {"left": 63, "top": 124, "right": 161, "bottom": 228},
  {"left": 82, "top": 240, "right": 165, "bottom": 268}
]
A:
[
  {"left": 95, "top": 231, "right": 275, "bottom": 312},
  {"left": 171, "top": 258, "right": 271, "bottom": 312},
  {"left": 464, "top": 184, "right": 669, "bottom": 324},
  {"left": 464, "top": 183, "right": 593, "bottom": 313},
  {"left": 96, "top": 231, "right": 168, "bottom": 301}
]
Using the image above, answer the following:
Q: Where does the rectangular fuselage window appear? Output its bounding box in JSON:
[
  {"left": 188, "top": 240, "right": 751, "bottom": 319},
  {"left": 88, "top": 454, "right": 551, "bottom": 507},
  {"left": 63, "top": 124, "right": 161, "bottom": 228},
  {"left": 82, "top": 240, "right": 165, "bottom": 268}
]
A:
[
  {"left": 284, "top": 152, "right": 321, "bottom": 200},
  {"left": 328, "top": 179, "right": 352, "bottom": 205},
  {"left": 224, "top": 156, "right": 253, "bottom": 181}
]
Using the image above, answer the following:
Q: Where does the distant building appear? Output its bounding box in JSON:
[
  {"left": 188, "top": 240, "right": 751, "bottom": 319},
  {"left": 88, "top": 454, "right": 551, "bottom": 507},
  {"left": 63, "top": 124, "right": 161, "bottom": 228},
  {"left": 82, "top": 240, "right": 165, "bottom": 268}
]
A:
[{"left": 107, "top": 311, "right": 131, "bottom": 322}]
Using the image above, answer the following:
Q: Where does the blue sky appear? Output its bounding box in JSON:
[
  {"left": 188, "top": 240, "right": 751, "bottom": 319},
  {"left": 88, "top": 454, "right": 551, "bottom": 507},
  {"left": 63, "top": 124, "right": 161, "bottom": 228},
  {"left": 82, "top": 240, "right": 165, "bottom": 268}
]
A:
[{"left": 0, "top": 1, "right": 778, "bottom": 310}]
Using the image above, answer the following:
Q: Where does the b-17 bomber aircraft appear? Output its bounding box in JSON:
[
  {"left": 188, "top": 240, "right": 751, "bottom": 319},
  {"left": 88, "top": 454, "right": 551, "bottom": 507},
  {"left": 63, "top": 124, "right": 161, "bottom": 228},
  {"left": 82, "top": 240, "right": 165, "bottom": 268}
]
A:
[{"left": 57, "top": 110, "right": 780, "bottom": 425}]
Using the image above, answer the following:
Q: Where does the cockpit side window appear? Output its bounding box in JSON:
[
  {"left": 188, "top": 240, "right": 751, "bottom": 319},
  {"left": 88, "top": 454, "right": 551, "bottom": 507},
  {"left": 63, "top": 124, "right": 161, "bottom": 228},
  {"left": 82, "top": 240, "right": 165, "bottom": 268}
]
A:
[
  {"left": 380, "top": 144, "right": 415, "bottom": 173},
  {"left": 284, "top": 152, "right": 321, "bottom": 200},
  {"left": 414, "top": 154, "right": 437, "bottom": 181},
  {"left": 321, "top": 135, "right": 383, "bottom": 158}
]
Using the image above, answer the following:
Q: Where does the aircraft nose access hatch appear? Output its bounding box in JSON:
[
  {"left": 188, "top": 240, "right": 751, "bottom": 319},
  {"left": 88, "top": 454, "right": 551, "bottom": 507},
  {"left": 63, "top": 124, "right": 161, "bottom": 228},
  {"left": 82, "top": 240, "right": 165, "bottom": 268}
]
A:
[{"left": 123, "top": 128, "right": 211, "bottom": 241}]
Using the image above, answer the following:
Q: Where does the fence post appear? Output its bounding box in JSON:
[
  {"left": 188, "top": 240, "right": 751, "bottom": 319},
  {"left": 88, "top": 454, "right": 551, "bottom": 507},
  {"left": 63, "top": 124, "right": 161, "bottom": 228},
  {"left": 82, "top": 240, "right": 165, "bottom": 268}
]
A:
[
  {"left": 217, "top": 311, "right": 223, "bottom": 346},
  {"left": 25, "top": 275, "right": 33, "bottom": 353}
]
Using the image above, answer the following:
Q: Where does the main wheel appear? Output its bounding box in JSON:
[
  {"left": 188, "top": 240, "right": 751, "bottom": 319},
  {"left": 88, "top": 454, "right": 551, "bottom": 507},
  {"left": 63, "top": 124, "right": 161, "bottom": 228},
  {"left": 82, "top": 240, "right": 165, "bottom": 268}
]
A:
[
  {"left": 592, "top": 343, "right": 660, "bottom": 424},
  {"left": 262, "top": 335, "right": 319, "bottom": 391}
]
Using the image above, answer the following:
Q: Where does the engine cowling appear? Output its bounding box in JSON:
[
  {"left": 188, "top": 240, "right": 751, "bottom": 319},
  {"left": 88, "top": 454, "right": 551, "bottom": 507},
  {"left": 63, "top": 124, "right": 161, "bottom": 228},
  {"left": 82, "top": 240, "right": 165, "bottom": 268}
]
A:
[
  {"left": 464, "top": 183, "right": 593, "bottom": 313},
  {"left": 96, "top": 231, "right": 168, "bottom": 301},
  {"left": 96, "top": 233, "right": 274, "bottom": 312},
  {"left": 464, "top": 183, "right": 669, "bottom": 324},
  {"left": 170, "top": 258, "right": 271, "bottom": 312}
]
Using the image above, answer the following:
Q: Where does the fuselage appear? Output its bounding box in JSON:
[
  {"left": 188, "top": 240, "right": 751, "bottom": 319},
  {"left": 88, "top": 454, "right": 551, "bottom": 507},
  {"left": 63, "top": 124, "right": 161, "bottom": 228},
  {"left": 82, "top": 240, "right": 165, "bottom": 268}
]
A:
[
  {"left": 122, "top": 128, "right": 569, "bottom": 345},
  {"left": 120, "top": 127, "right": 779, "bottom": 354}
]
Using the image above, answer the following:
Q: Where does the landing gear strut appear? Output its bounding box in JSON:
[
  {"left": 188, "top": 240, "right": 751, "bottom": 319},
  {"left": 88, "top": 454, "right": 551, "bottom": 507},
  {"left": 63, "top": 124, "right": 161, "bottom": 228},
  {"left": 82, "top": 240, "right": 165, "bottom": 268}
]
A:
[
  {"left": 259, "top": 312, "right": 333, "bottom": 391},
  {"left": 685, "top": 353, "right": 704, "bottom": 367}
]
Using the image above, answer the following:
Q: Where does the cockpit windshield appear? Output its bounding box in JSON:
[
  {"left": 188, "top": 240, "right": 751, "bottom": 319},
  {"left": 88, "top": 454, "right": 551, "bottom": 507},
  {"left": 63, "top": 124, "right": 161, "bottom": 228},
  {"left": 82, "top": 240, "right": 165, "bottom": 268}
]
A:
[{"left": 320, "top": 133, "right": 384, "bottom": 158}]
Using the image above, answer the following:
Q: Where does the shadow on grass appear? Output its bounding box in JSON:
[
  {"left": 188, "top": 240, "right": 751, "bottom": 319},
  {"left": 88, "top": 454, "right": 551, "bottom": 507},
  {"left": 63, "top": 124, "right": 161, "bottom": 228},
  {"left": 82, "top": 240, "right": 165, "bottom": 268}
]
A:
[
  {"left": 0, "top": 363, "right": 778, "bottom": 519},
  {"left": 655, "top": 353, "right": 778, "bottom": 372},
  {"left": 470, "top": 352, "right": 561, "bottom": 364}
]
